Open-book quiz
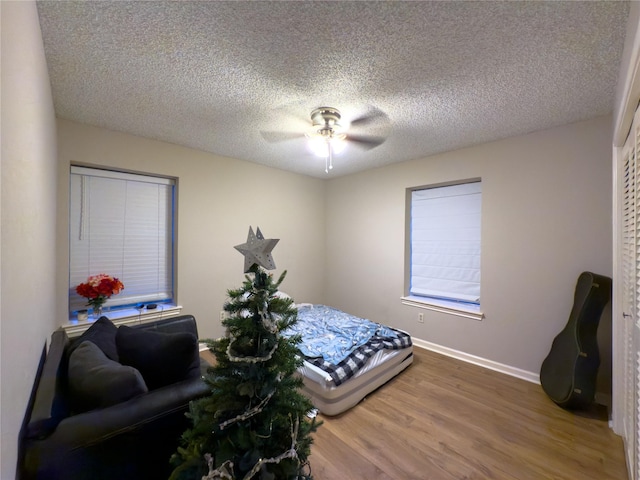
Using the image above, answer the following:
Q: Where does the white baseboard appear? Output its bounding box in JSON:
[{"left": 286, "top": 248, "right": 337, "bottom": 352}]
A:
[
  {"left": 411, "top": 338, "right": 612, "bottom": 407},
  {"left": 411, "top": 337, "right": 541, "bottom": 384}
]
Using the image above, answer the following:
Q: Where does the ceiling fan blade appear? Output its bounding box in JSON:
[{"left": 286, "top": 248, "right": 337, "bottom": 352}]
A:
[
  {"left": 349, "top": 108, "right": 389, "bottom": 128},
  {"left": 260, "top": 131, "right": 305, "bottom": 143},
  {"left": 346, "top": 134, "right": 386, "bottom": 150}
]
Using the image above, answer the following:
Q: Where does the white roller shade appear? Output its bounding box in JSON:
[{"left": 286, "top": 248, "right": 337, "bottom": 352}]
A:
[
  {"left": 410, "top": 181, "right": 481, "bottom": 304},
  {"left": 69, "top": 167, "right": 174, "bottom": 312}
]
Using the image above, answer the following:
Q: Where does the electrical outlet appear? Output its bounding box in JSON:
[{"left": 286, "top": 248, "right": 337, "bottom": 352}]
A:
[
  {"left": 220, "top": 310, "right": 226, "bottom": 321},
  {"left": 418, "top": 312, "right": 424, "bottom": 323}
]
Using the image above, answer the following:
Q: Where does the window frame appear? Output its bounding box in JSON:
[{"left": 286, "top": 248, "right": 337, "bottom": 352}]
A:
[
  {"left": 68, "top": 166, "right": 177, "bottom": 319},
  {"left": 402, "top": 178, "right": 484, "bottom": 321}
]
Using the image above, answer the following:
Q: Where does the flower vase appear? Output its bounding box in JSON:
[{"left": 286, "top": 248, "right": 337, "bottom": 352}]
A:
[{"left": 92, "top": 304, "right": 104, "bottom": 319}]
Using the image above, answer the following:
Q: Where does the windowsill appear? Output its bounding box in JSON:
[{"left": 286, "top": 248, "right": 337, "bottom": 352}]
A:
[
  {"left": 401, "top": 296, "right": 484, "bottom": 321},
  {"left": 64, "top": 304, "right": 183, "bottom": 337}
]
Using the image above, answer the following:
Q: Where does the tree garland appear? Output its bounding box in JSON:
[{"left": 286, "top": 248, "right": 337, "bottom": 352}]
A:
[
  {"left": 239, "top": 415, "right": 300, "bottom": 480},
  {"left": 203, "top": 457, "right": 234, "bottom": 480},
  {"left": 219, "top": 374, "right": 281, "bottom": 431},
  {"left": 226, "top": 335, "right": 279, "bottom": 364}
]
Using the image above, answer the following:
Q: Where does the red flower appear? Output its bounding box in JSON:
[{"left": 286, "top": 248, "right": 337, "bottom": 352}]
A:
[{"left": 75, "top": 274, "right": 124, "bottom": 308}]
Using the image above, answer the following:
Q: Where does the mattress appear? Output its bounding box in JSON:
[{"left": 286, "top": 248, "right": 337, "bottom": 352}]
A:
[{"left": 285, "top": 304, "right": 414, "bottom": 416}]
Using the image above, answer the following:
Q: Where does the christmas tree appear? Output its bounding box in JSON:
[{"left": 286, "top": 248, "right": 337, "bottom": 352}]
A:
[{"left": 170, "top": 227, "right": 319, "bottom": 480}]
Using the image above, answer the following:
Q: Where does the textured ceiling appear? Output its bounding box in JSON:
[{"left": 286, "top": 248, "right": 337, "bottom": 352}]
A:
[{"left": 36, "top": 1, "right": 629, "bottom": 179}]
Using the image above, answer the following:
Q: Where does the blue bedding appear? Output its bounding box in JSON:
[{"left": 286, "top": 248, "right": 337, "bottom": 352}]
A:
[{"left": 282, "top": 304, "right": 412, "bottom": 386}]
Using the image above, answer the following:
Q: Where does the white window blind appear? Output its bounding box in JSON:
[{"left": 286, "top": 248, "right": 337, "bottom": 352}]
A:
[
  {"left": 69, "top": 166, "right": 175, "bottom": 313},
  {"left": 410, "top": 181, "right": 481, "bottom": 304}
]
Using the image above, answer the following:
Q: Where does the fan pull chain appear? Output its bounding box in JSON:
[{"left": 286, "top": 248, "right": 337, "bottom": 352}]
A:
[{"left": 325, "top": 140, "right": 333, "bottom": 173}]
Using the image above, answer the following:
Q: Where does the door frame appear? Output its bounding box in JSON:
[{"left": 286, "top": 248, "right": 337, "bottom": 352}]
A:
[{"left": 613, "top": 4, "right": 640, "bottom": 440}]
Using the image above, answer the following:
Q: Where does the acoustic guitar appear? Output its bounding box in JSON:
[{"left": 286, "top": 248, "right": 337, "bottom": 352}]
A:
[{"left": 540, "top": 271, "right": 612, "bottom": 409}]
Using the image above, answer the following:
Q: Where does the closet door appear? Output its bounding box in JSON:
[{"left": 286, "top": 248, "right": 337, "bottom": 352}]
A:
[{"left": 619, "top": 104, "right": 640, "bottom": 480}]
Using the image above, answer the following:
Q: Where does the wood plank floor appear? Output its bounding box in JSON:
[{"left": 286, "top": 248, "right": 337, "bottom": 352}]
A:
[{"left": 308, "top": 347, "right": 627, "bottom": 480}]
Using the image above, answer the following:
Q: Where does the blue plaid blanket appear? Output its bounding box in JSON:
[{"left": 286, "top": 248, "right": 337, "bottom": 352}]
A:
[{"left": 283, "top": 305, "right": 412, "bottom": 386}]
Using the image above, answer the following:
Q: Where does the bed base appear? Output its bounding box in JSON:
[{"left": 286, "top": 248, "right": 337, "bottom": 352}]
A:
[{"left": 298, "top": 348, "right": 413, "bottom": 416}]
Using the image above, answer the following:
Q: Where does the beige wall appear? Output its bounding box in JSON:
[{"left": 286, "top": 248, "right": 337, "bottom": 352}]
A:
[
  {"left": 56, "top": 119, "right": 326, "bottom": 340},
  {"left": 1, "top": 2, "right": 59, "bottom": 478},
  {"left": 56, "top": 116, "right": 614, "bottom": 396},
  {"left": 325, "top": 115, "right": 613, "bottom": 378}
]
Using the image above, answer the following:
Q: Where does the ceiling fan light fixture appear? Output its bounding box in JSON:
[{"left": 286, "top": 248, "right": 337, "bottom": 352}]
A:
[
  {"left": 306, "top": 131, "right": 347, "bottom": 157},
  {"left": 329, "top": 135, "right": 347, "bottom": 154},
  {"left": 306, "top": 135, "right": 329, "bottom": 157},
  {"left": 305, "top": 106, "right": 350, "bottom": 172},
  {"left": 306, "top": 134, "right": 346, "bottom": 173}
]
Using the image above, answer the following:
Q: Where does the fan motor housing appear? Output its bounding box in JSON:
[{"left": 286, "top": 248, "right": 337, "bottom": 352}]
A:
[{"left": 311, "top": 107, "right": 341, "bottom": 128}]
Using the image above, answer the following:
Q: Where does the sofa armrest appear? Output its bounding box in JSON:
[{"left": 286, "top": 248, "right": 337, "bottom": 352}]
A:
[
  {"left": 35, "top": 374, "right": 207, "bottom": 449},
  {"left": 25, "top": 329, "right": 70, "bottom": 440},
  {"left": 23, "top": 374, "right": 209, "bottom": 478}
]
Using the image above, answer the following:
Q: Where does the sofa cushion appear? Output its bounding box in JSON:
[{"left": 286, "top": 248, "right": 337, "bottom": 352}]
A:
[
  {"left": 68, "top": 341, "right": 148, "bottom": 412},
  {"left": 68, "top": 316, "right": 119, "bottom": 361},
  {"left": 116, "top": 326, "right": 200, "bottom": 390}
]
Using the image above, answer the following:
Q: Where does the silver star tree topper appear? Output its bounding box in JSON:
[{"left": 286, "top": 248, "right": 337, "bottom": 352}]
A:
[{"left": 234, "top": 226, "right": 279, "bottom": 272}]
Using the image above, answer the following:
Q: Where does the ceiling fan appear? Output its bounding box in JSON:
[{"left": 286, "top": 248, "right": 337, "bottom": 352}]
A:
[{"left": 261, "top": 106, "right": 389, "bottom": 173}]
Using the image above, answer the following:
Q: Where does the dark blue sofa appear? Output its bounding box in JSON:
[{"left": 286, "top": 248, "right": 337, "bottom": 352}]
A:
[{"left": 20, "top": 315, "right": 210, "bottom": 480}]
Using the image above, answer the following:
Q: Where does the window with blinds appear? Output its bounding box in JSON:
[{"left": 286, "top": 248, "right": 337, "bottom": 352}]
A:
[
  {"left": 69, "top": 166, "right": 175, "bottom": 313},
  {"left": 408, "top": 180, "right": 482, "bottom": 306}
]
